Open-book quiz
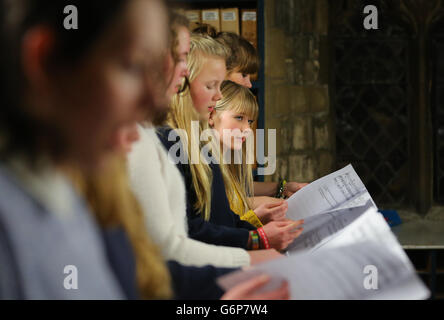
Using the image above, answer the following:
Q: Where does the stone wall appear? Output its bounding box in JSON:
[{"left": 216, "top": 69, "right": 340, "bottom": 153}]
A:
[{"left": 263, "top": 0, "right": 333, "bottom": 183}]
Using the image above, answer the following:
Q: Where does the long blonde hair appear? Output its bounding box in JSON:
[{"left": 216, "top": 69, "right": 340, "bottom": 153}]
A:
[
  {"left": 67, "top": 156, "right": 172, "bottom": 300},
  {"left": 167, "top": 34, "right": 229, "bottom": 221},
  {"left": 211, "top": 81, "right": 258, "bottom": 214}
]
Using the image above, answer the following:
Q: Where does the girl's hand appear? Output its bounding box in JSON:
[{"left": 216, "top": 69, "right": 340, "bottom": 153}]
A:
[
  {"left": 254, "top": 200, "right": 288, "bottom": 224},
  {"left": 221, "top": 275, "right": 290, "bottom": 300},
  {"left": 262, "top": 219, "right": 304, "bottom": 251},
  {"left": 284, "top": 182, "right": 308, "bottom": 198},
  {"left": 248, "top": 248, "right": 283, "bottom": 265},
  {"left": 249, "top": 196, "right": 284, "bottom": 210}
]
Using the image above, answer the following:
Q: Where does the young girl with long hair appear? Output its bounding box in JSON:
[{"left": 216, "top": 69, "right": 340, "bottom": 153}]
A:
[
  {"left": 208, "top": 81, "right": 304, "bottom": 249},
  {"left": 195, "top": 26, "right": 309, "bottom": 205}
]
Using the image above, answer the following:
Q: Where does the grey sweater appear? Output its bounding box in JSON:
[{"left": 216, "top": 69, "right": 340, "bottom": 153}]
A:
[{"left": 0, "top": 163, "right": 123, "bottom": 299}]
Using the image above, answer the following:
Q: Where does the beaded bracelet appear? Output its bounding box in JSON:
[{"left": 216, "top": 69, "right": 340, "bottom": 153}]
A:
[
  {"left": 276, "top": 178, "right": 287, "bottom": 199},
  {"left": 250, "top": 230, "right": 260, "bottom": 250},
  {"left": 257, "top": 227, "right": 271, "bottom": 249}
]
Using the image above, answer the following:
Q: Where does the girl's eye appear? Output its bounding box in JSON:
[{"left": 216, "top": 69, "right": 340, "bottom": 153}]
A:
[
  {"left": 235, "top": 116, "right": 243, "bottom": 121},
  {"left": 242, "top": 74, "right": 248, "bottom": 78},
  {"left": 248, "top": 120, "right": 254, "bottom": 125}
]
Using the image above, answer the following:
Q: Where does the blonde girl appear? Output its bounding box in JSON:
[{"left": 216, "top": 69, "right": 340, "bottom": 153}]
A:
[
  {"left": 208, "top": 81, "right": 304, "bottom": 249},
  {"left": 207, "top": 80, "right": 259, "bottom": 225},
  {"left": 195, "top": 26, "right": 309, "bottom": 203},
  {"left": 166, "top": 34, "right": 227, "bottom": 221}
]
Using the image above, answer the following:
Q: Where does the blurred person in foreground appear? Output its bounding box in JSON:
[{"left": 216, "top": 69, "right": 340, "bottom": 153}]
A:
[{"left": 0, "top": 0, "right": 169, "bottom": 299}]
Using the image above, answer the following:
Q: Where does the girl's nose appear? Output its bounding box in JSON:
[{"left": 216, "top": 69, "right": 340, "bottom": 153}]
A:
[
  {"left": 244, "top": 76, "right": 252, "bottom": 88},
  {"left": 214, "top": 89, "right": 223, "bottom": 101},
  {"left": 182, "top": 67, "right": 189, "bottom": 78}
]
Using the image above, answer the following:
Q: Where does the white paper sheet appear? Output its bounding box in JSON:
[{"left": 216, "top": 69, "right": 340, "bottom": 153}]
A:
[
  {"left": 285, "top": 201, "right": 370, "bottom": 253},
  {"left": 217, "top": 241, "right": 429, "bottom": 300},
  {"left": 286, "top": 202, "right": 412, "bottom": 270},
  {"left": 311, "top": 204, "right": 409, "bottom": 262},
  {"left": 286, "top": 164, "right": 377, "bottom": 220},
  {"left": 219, "top": 164, "right": 429, "bottom": 300}
]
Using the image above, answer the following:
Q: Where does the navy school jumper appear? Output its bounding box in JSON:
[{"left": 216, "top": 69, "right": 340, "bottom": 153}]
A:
[{"left": 157, "top": 126, "right": 256, "bottom": 250}]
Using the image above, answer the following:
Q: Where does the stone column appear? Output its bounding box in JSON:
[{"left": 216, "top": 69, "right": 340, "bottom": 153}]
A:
[{"left": 264, "top": 0, "right": 333, "bottom": 183}]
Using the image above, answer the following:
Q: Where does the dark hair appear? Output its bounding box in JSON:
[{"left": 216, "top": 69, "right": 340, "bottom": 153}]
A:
[
  {"left": 0, "top": 0, "right": 128, "bottom": 162},
  {"left": 215, "top": 32, "right": 259, "bottom": 75},
  {"left": 192, "top": 23, "right": 217, "bottom": 38},
  {"left": 191, "top": 26, "right": 259, "bottom": 75}
]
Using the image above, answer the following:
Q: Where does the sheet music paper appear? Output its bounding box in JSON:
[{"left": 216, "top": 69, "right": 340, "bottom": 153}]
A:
[
  {"left": 217, "top": 241, "right": 430, "bottom": 300},
  {"left": 286, "top": 164, "right": 377, "bottom": 220},
  {"left": 218, "top": 164, "right": 429, "bottom": 299},
  {"left": 286, "top": 201, "right": 405, "bottom": 257},
  {"left": 286, "top": 201, "right": 370, "bottom": 254},
  {"left": 218, "top": 172, "right": 430, "bottom": 299},
  {"left": 311, "top": 204, "right": 408, "bottom": 261}
]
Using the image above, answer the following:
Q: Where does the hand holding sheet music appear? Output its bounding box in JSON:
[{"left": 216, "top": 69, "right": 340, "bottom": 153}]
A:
[
  {"left": 217, "top": 165, "right": 430, "bottom": 299},
  {"left": 217, "top": 240, "right": 429, "bottom": 300}
]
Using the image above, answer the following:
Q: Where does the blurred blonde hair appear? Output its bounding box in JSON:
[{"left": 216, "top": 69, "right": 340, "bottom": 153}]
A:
[
  {"left": 211, "top": 81, "right": 258, "bottom": 214},
  {"left": 167, "top": 34, "right": 229, "bottom": 221},
  {"left": 68, "top": 156, "right": 172, "bottom": 300}
]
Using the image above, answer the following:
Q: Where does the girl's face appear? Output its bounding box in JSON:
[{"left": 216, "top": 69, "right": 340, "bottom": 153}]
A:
[
  {"left": 210, "top": 109, "right": 254, "bottom": 151},
  {"left": 189, "top": 57, "right": 226, "bottom": 118},
  {"left": 226, "top": 70, "right": 252, "bottom": 88},
  {"left": 166, "top": 26, "right": 190, "bottom": 99},
  {"left": 49, "top": 0, "right": 168, "bottom": 167}
]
